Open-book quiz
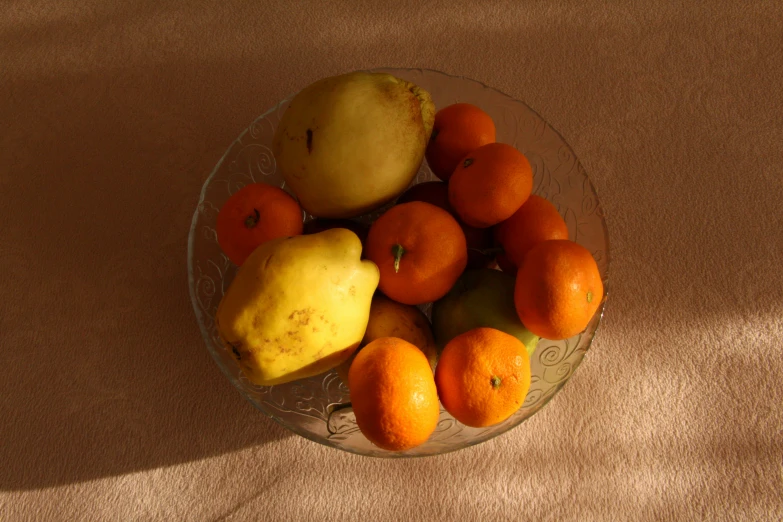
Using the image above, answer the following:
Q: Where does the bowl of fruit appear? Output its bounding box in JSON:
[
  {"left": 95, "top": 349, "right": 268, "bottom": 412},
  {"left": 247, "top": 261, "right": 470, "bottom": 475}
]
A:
[{"left": 188, "top": 68, "right": 609, "bottom": 457}]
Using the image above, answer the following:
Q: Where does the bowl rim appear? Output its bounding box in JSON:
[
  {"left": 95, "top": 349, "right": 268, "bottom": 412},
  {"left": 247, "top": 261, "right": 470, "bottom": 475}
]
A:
[{"left": 187, "top": 67, "right": 611, "bottom": 458}]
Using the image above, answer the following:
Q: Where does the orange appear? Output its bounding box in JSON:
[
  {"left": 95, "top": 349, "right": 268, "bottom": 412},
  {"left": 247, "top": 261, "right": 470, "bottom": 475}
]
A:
[
  {"left": 216, "top": 183, "right": 303, "bottom": 266},
  {"left": 514, "top": 239, "right": 604, "bottom": 340},
  {"left": 348, "top": 337, "right": 440, "bottom": 451},
  {"left": 435, "top": 327, "right": 531, "bottom": 428},
  {"left": 364, "top": 201, "right": 467, "bottom": 305},
  {"left": 494, "top": 195, "right": 570, "bottom": 275},
  {"left": 397, "top": 181, "right": 495, "bottom": 269},
  {"left": 425, "top": 103, "right": 496, "bottom": 181},
  {"left": 448, "top": 142, "right": 533, "bottom": 228}
]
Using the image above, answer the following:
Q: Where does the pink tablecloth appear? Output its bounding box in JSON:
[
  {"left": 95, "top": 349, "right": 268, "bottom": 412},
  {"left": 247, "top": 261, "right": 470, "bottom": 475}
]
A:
[{"left": 2, "top": 1, "right": 782, "bottom": 520}]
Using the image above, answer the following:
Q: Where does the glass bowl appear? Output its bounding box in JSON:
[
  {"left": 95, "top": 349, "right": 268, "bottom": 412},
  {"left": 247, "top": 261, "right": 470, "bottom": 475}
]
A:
[{"left": 188, "top": 68, "right": 610, "bottom": 457}]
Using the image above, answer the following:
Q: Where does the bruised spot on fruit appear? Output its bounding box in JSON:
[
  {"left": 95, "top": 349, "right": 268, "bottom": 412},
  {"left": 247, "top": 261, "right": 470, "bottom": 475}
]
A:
[
  {"left": 349, "top": 285, "right": 356, "bottom": 297},
  {"left": 288, "top": 307, "right": 313, "bottom": 326},
  {"left": 463, "top": 158, "right": 474, "bottom": 168},
  {"left": 306, "top": 128, "right": 313, "bottom": 154}
]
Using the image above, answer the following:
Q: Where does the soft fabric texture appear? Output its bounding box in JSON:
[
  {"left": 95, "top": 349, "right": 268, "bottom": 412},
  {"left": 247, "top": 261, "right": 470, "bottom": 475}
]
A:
[{"left": 1, "top": 1, "right": 782, "bottom": 520}]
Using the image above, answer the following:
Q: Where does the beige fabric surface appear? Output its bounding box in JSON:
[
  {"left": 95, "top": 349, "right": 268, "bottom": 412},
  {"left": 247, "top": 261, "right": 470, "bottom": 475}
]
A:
[{"left": 2, "top": 1, "right": 782, "bottom": 520}]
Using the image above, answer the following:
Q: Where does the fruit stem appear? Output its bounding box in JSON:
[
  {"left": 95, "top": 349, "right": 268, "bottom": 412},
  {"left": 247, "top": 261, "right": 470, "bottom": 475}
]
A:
[
  {"left": 587, "top": 290, "right": 593, "bottom": 303},
  {"left": 392, "top": 244, "right": 405, "bottom": 273},
  {"left": 463, "top": 158, "right": 474, "bottom": 168},
  {"left": 490, "top": 375, "right": 502, "bottom": 389},
  {"left": 245, "top": 208, "right": 260, "bottom": 229}
]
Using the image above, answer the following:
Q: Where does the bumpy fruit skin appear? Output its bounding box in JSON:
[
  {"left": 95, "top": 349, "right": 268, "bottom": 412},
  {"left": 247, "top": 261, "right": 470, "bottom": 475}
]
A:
[
  {"left": 448, "top": 142, "right": 533, "bottom": 228},
  {"left": 435, "top": 327, "right": 531, "bottom": 428},
  {"left": 273, "top": 71, "right": 435, "bottom": 219},
  {"left": 425, "top": 103, "right": 496, "bottom": 181},
  {"left": 514, "top": 239, "right": 604, "bottom": 341},
  {"left": 348, "top": 337, "right": 440, "bottom": 451},
  {"left": 364, "top": 201, "right": 468, "bottom": 306},
  {"left": 215, "top": 229, "right": 379, "bottom": 386},
  {"left": 216, "top": 183, "right": 303, "bottom": 266}
]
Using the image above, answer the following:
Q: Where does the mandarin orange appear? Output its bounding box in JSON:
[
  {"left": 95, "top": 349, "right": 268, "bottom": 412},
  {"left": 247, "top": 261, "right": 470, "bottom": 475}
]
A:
[
  {"left": 435, "top": 327, "right": 531, "bottom": 428},
  {"left": 448, "top": 143, "right": 533, "bottom": 228},
  {"left": 514, "top": 239, "right": 604, "bottom": 340},
  {"left": 216, "top": 183, "right": 303, "bottom": 266},
  {"left": 348, "top": 337, "right": 440, "bottom": 451}
]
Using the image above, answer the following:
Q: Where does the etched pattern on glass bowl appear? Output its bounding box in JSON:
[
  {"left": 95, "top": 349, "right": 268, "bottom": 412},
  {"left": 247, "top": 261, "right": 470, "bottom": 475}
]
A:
[{"left": 187, "top": 68, "right": 610, "bottom": 457}]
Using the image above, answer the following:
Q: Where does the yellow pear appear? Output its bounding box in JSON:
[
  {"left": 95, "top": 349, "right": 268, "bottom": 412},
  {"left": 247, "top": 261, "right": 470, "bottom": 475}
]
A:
[
  {"left": 273, "top": 71, "right": 435, "bottom": 218},
  {"left": 215, "top": 228, "right": 379, "bottom": 386}
]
